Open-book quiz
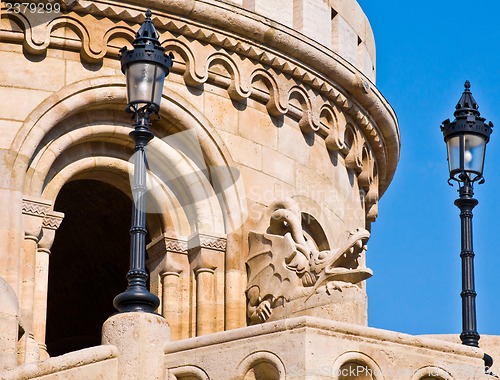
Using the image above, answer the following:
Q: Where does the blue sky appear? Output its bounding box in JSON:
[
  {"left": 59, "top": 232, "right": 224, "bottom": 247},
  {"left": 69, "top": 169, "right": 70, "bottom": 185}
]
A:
[{"left": 357, "top": 0, "right": 500, "bottom": 336}]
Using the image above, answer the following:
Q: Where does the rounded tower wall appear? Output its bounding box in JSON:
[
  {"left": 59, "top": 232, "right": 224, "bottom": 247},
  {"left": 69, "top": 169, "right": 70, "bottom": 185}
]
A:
[
  {"left": 0, "top": 0, "right": 399, "bottom": 357},
  {"left": 223, "top": 0, "right": 376, "bottom": 81}
]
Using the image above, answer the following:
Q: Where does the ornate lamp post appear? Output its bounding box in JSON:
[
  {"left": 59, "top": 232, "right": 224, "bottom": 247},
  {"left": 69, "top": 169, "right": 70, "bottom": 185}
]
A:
[
  {"left": 441, "top": 81, "right": 493, "bottom": 368},
  {"left": 114, "top": 9, "right": 174, "bottom": 313}
]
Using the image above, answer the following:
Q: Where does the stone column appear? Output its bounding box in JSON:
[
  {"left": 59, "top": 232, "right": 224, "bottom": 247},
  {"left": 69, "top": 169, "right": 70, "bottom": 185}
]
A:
[
  {"left": 33, "top": 211, "right": 64, "bottom": 360},
  {"left": 194, "top": 266, "right": 216, "bottom": 336},
  {"left": 147, "top": 234, "right": 188, "bottom": 340},
  {"left": 0, "top": 188, "right": 23, "bottom": 302},
  {"left": 160, "top": 257, "right": 183, "bottom": 340},
  {"left": 20, "top": 235, "right": 38, "bottom": 332},
  {"left": 19, "top": 197, "right": 51, "bottom": 364},
  {"left": 224, "top": 232, "right": 247, "bottom": 330},
  {"left": 188, "top": 233, "right": 226, "bottom": 336}
]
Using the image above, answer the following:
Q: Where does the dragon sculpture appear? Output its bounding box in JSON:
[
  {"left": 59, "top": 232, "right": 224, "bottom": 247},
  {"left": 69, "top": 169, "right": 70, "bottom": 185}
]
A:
[{"left": 246, "top": 198, "right": 372, "bottom": 324}]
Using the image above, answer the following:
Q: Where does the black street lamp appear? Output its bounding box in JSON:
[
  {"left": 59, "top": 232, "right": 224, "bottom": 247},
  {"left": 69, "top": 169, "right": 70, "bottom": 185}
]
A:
[
  {"left": 441, "top": 81, "right": 494, "bottom": 369},
  {"left": 113, "top": 9, "right": 174, "bottom": 313}
]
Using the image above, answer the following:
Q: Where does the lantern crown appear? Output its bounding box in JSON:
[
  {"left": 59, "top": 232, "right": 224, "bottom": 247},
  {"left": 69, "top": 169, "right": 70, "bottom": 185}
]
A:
[
  {"left": 119, "top": 9, "right": 174, "bottom": 112},
  {"left": 441, "top": 81, "right": 492, "bottom": 143},
  {"left": 441, "top": 81, "right": 494, "bottom": 185},
  {"left": 134, "top": 9, "right": 161, "bottom": 47}
]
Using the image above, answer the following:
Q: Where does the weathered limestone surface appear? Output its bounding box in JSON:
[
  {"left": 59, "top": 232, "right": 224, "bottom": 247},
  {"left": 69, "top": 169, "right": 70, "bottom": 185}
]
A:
[
  {"left": 165, "top": 317, "right": 491, "bottom": 380},
  {"left": 424, "top": 334, "right": 500, "bottom": 377},
  {"left": 102, "top": 313, "right": 169, "bottom": 380},
  {"left": 0, "top": 0, "right": 489, "bottom": 379},
  {"left": 0, "top": 345, "right": 118, "bottom": 380},
  {"left": 0, "top": 277, "right": 19, "bottom": 370}
]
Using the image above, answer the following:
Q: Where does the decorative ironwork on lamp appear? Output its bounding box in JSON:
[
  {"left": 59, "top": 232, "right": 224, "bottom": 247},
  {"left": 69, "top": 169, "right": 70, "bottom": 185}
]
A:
[
  {"left": 114, "top": 9, "right": 174, "bottom": 314},
  {"left": 441, "top": 80, "right": 493, "bottom": 186},
  {"left": 440, "top": 81, "right": 494, "bottom": 372}
]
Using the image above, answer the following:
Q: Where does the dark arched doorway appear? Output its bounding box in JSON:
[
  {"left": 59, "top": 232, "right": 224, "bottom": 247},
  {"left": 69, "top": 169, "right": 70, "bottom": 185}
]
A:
[{"left": 46, "top": 179, "right": 132, "bottom": 356}]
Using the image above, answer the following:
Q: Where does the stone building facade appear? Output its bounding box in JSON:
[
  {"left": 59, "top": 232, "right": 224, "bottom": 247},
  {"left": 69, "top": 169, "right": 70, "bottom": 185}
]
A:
[{"left": 0, "top": 0, "right": 496, "bottom": 379}]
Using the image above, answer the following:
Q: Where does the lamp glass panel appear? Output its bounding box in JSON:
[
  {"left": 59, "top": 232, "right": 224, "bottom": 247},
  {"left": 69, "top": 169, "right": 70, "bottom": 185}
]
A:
[
  {"left": 463, "top": 134, "right": 486, "bottom": 174},
  {"left": 152, "top": 64, "right": 166, "bottom": 107},
  {"left": 126, "top": 62, "right": 157, "bottom": 106},
  {"left": 446, "top": 135, "right": 461, "bottom": 174}
]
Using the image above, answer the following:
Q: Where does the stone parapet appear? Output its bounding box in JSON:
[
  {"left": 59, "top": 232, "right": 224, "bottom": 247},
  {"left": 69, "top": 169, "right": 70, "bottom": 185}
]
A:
[
  {"left": 0, "top": 345, "right": 118, "bottom": 380},
  {"left": 165, "top": 316, "right": 489, "bottom": 379}
]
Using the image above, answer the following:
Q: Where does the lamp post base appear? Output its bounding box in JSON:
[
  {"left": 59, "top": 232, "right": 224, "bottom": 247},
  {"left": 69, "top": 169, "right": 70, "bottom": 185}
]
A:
[
  {"left": 113, "top": 286, "right": 160, "bottom": 314},
  {"left": 459, "top": 331, "right": 480, "bottom": 347}
]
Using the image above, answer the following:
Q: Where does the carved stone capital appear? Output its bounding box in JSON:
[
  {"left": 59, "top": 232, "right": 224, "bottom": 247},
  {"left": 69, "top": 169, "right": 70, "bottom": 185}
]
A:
[
  {"left": 22, "top": 198, "right": 52, "bottom": 239},
  {"left": 160, "top": 254, "right": 183, "bottom": 278},
  {"left": 41, "top": 211, "right": 64, "bottom": 231},
  {"left": 188, "top": 233, "right": 226, "bottom": 273},
  {"left": 22, "top": 198, "right": 51, "bottom": 218},
  {"left": 147, "top": 234, "right": 188, "bottom": 262},
  {"left": 38, "top": 211, "right": 65, "bottom": 251}
]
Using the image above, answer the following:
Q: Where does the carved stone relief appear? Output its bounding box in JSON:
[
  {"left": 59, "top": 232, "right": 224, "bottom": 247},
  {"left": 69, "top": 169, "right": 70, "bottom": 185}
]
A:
[{"left": 246, "top": 198, "right": 372, "bottom": 324}]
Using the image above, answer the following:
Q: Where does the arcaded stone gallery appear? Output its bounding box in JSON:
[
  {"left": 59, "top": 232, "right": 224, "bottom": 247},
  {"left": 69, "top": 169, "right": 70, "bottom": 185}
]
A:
[{"left": 0, "top": 0, "right": 497, "bottom": 379}]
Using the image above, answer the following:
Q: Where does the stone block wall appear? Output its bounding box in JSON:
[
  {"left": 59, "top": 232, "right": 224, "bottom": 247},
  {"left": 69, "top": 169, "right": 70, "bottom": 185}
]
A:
[
  {"left": 0, "top": 0, "right": 402, "bottom": 377},
  {"left": 226, "top": 0, "right": 376, "bottom": 80}
]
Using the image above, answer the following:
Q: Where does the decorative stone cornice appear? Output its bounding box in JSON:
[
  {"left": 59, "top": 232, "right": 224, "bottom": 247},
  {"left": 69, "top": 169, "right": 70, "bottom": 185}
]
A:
[{"left": 1, "top": 0, "right": 399, "bottom": 220}]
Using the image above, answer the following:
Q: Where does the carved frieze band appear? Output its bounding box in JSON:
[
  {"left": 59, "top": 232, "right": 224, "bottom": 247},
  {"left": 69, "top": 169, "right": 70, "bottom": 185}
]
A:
[
  {"left": 198, "top": 235, "right": 227, "bottom": 252},
  {"left": 188, "top": 233, "right": 227, "bottom": 252},
  {"left": 148, "top": 235, "right": 189, "bottom": 261},
  {"left": 22, "top": 198, "right": 51, "bottom": 218},
  {"left": 42, "top": 212, "right": 64, "bottom": 231},
  {"left": 0, "top": 3, "right": 382, "bottom": 147},
  {"left": 3, "top": 2, "right": 384, "bottom": 220}
]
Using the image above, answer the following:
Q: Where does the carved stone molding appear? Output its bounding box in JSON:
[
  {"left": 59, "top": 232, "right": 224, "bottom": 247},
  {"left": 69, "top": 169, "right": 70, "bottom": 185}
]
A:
[
  {"left": 21, "top": 198, "right": 51, "bottom": 218},
  {"left": 0, "top": 1, "right": 397, "bottom": 203},
  {"left": 41, "top": 211, "right": 64, "bottom": 231},
  {"left": 147, "top": 234, "right": 189, "bottom": 262},
  {"left": 188, "top": 233, "right": 227, "bottom": 252},
  {"left": 22, "top": 198, "right": 52, "bottom": 239}
]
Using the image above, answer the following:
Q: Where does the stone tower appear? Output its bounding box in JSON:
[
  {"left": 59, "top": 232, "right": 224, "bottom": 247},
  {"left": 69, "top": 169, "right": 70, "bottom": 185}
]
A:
[{"left": 0, "top": 0, "right": 493, "bottom": 379}]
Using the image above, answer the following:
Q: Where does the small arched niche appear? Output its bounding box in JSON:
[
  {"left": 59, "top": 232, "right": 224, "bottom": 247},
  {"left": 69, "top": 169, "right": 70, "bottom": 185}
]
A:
[
  {"left": 332, "top": 352, "right": 383, "bottom": 380},
  {"left": 338, "top": 361, "right": 376, "bottom": 380},
  {"left": 236, "top": 351, "right": 285, "bottom": 380},
  {"left": 243, "top": 361, "right": 281, "bottom": 380},
  {"left": 411, "top": 366, "right": 454, "bottom": 380},
  {"left": 301, "top": 212, "right": 330, "bottom": 252}
]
